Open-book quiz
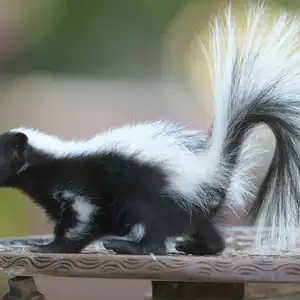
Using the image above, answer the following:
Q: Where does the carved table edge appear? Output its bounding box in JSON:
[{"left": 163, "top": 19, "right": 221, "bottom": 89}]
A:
[{"left": 1, "top": 230, "right": 300, "bottom": 282}]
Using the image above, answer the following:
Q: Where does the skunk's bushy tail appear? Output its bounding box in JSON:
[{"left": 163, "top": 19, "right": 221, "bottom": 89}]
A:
[{"left": 203, "top": 3, "right": 300, "bottom": 248}]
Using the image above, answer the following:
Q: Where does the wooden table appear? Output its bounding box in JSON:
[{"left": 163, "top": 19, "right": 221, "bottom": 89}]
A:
[{"left": 1, "top": 227, "right": 300, "bottom": 300}]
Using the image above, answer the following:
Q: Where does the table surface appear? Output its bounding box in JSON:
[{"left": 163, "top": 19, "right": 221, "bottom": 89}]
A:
[{"left": 0, "top": 227, "right": 300, "bottom": 282}]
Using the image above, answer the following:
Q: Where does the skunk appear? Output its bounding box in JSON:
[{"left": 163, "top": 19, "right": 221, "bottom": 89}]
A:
[
  {"left": 1, "top": 2, "right": 300, "bottom": 254},
  {"left": 0, "top": 124, "right": 224, "bottom": 255}
]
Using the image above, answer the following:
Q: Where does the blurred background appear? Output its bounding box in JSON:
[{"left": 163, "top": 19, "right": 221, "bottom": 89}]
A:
[{"left": 0, "top": 0, "right": 299, "bottom": 299}]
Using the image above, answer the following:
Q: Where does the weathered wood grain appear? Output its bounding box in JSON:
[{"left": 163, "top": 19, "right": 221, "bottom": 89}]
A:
[{"left": 0, "top": 227, "right": 300, "bottom": 281}]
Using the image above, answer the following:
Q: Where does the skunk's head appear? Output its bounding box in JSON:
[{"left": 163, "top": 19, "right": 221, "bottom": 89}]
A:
[{"left": 0, "top": 131, "right": 28, "bottom": 185}]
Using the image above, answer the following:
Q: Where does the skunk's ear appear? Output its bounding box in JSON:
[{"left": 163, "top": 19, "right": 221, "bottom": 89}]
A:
[{"left": 9, "top": 132, "right": 28, "bottom": 160}]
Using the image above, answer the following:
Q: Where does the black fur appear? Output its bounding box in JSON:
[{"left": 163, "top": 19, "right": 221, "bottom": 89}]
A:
[{"left": 0, "top": 134, "right": 223, "bottom": 255}]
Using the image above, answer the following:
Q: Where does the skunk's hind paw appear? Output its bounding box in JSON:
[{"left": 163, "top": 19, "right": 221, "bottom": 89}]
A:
[{"left": 176, "top": 237, "right": 225, "bottom": 256}]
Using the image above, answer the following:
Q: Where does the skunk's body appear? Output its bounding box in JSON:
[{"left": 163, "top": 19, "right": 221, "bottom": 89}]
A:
[
  {"left": 1, "top": 3, "right": 300, "bottom": 254},
  {"left": 2, "top": 123, "right": 223, "bottom": 254}
]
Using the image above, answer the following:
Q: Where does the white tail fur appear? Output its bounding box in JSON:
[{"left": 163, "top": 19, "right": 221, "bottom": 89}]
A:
[{"left": 203, "top": 3, "right": 300, "bottom": 249}]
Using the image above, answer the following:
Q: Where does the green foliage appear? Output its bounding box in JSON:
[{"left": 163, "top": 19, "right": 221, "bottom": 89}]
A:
[
  {"left": 0, "top": 189, "right": 28, "bottom": 238},
  {"left": 0, "top": 190, "right": 28, "bottom": 294},
  {"left": 6, "top": 0, "right": 300, "bottom": 78},
  {"left": 8, "top": 0, "right": 185, "bottom": 77}
]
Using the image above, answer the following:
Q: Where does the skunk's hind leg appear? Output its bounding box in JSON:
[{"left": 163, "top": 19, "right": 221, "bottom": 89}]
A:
[
  {"left": 139, "top": 227, "right": 167, "bottom": 255},
  {"left": 175, "top": 229, "right": 225, "bottom": 255},
  {"left": 175, "top": 194, "right": 225, "bottom": 256},
  {"left": 103, "top": 201, "right": 170, "bottom": 255},
  {"left": 104, "top": 193, "right": 189, "bottom": 255},
  {"left": 175, "top": 218, "right": 225, "bottom": 255}
]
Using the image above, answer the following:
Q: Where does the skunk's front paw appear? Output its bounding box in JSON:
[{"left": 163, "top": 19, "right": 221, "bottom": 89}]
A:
[
  {"left": 30, "top": 243, "right": 58, "bottom": 253},
  {"left": 30, "top": 242, "right": 78, "bottom": 254}
]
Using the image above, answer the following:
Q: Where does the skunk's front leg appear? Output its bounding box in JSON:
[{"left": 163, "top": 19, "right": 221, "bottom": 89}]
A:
[
  {"left": 31, "top": 199, "right": 99, "bottom": 254},
  {"left": 31, "top": 222, "right": 94, "bottom": 254}
]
